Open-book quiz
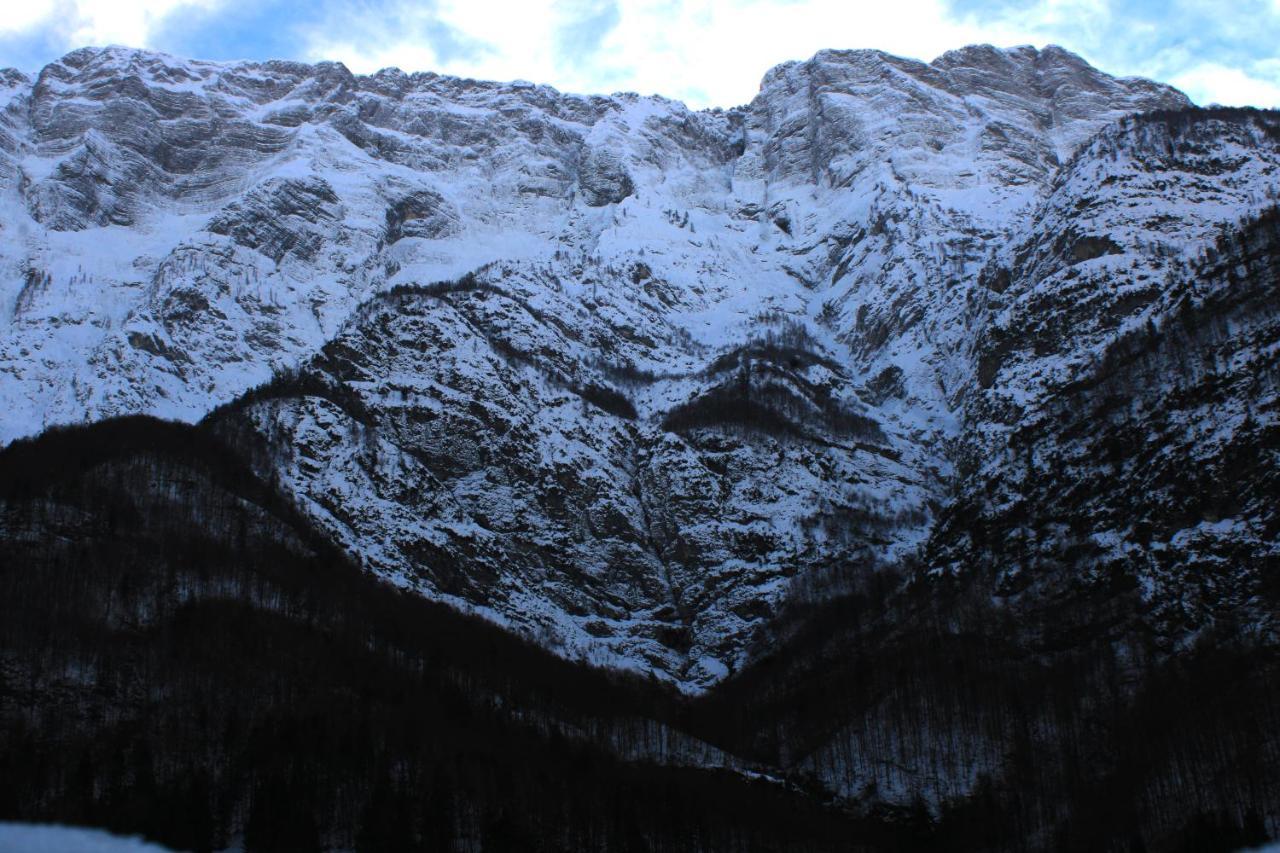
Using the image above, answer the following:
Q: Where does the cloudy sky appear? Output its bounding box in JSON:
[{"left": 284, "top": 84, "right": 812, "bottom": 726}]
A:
[{"left": 1, "top": 0, "right": 1277, "bottom": 109}]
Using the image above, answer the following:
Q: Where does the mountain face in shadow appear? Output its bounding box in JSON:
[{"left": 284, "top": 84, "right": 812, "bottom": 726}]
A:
[{"left": 0, "top": 43, "right": 1277, "bottom": 851}]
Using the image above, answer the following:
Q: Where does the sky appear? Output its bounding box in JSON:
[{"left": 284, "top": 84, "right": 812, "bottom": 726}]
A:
[{"left": 0, "top": 0, "right": 1277, "bottom": 109}]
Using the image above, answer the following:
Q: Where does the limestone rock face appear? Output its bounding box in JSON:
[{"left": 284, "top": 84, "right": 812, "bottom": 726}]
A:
[{"left": 3, "top": 43, "right": 1276, "bottom": 705}]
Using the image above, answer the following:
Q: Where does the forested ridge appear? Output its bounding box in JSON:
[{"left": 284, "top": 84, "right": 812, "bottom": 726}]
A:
[
  {"left": 0, "top": 418, "right": 913, "bottom": 852},
  {"left": 0, "top": 415, "right": 1276, "bottom": 852}
]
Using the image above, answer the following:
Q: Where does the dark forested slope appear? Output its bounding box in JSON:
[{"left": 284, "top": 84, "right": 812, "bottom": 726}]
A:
[
  {"left": 0, "top": 417, "right": 908, "bottom": 852},
  {"left": 0, "top": 415, "right": 1276, "bottom": 852}
]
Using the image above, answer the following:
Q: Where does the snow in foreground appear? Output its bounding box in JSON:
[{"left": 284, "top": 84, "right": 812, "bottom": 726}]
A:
[{"left": 0, "top": 823, "right": 176, "bottom": 852}]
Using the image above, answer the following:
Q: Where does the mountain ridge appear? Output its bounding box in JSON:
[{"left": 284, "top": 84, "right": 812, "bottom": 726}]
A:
[
  {"left": 0, "top": 41, "right": 1260, "bottom": 693},
  {"left": 2, "top": 407, "right": 1276, "bottom": 850},
  {"left": 0, "top": 42, "right": 1184, "bottom": 111},
  {"left": 2, "top": 39, "right": 1279, "bottom": 848}
]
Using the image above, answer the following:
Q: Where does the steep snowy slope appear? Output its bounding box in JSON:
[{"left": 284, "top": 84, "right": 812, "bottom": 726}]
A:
[
  {"left": 8, "top": 43, "right": 1274, "bottom": 693},
  {"left": 0, "top": 45, "right": 734, "bottom": 443},
  {"left": 209, "top": 270, "right": 929, "bottom": 686},
  {"left": 0, "top": 44, "right": 1184, "bottom": 443},
  {"left": 4, "top": 41, "right": 1280, "bottom": 849}
]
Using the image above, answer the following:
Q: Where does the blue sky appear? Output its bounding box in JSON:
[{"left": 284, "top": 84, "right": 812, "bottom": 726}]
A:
[{"left": 1, "top": 0, "right": 1277, "bottom": 109}]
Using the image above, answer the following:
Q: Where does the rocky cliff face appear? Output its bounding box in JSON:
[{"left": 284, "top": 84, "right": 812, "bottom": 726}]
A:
[
  {"left": 3, "top": 41, "right": 1280, "bottom": 847},
  {"left": 3, "top": 42, "right": 1274, "bottom": 696}
]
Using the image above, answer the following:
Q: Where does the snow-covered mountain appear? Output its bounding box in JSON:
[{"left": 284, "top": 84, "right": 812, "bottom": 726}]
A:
[
  {"left": 2, "top": 43, "right": 1277, "bottom": 696},
  {"left": 3, "top": 41, "right": 1280, "bottom": 850}
]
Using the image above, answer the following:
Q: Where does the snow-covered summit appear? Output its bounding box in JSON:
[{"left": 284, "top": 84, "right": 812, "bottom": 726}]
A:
[{"left": 4, "top": 43, "right": 1274, "bottom": 690}]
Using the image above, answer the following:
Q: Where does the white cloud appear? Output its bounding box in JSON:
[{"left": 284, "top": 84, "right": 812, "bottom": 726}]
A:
[
  {"left": 0, "top": 0, "right": 225, "bottom": 51},
  {"left": 6, "top": 0, "right": 1279, "bottom": 111},
  {"left": 0, "top": 0, "right": 62, "bottom": 36},
  {"left": 304, "top": 0, "right": 604, "bottom": 91},
  {"left": 303, "top": 0, "right": 1066, "bottom": 108},
  {"left": 1170, "top": 63, "right": 1280, "bottom": 108}
]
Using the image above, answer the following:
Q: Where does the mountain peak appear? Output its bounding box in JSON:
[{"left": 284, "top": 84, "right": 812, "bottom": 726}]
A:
[
  {"left": 2, "top": 37, "right": 1277, "bottom": 850},
  {"left": 0, "top": 42, "right": 1255, "bottom": 691}
]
